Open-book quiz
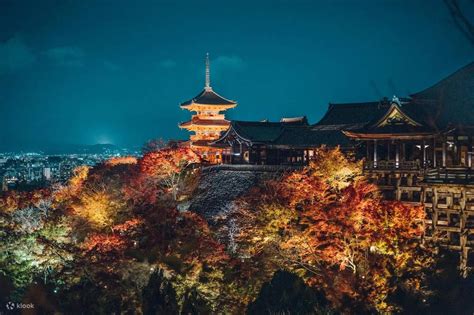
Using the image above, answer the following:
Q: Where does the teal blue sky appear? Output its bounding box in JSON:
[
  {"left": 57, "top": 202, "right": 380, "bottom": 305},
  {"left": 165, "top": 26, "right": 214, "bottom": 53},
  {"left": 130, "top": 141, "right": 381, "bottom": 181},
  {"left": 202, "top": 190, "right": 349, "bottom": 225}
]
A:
[{"left": 0, "top": 0, "right": 473, "bottom": 151}]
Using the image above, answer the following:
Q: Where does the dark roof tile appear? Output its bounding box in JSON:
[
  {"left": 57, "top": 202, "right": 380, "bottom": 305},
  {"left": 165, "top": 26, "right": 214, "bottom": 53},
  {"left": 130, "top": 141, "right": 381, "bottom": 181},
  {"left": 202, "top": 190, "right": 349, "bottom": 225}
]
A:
[
  {"left": 409, "top": 62, "right": 474, "bottom": 128},
  {"left": 314, "top": 101, "right": 391, "bottom": 126},
  {"left": 181, "top": 88, "right": 236, "bottom": 106}
]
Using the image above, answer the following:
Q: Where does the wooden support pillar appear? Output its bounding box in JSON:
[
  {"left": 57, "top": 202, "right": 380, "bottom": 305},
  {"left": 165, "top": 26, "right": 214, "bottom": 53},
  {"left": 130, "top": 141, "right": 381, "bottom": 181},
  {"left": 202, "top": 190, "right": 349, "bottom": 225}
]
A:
[
  {"left": 460, "top": 188, "right": 468, "bottom": 278},
  {"left": 395, "top": 142, "right": 400, "bottom": 168},
  {"left": 454, "top": 139, "right": 459, "bottom": 166},
  {"left": 461, "top": 246, "right": 469, "bottom": 278},
  {"left": 387, "top": 142, "right": 391, "bottom": 160},
  {"left": 395, "top": 175, "right": 402, "bottom": 201},
  {"left": 407, "top": 175, "right": 414, "bottom": 201},
  {"left": 423, "top": 140, "right": 427, "bottom": 167},
  {"left": 407, "top": 175, "right": 413, "bottom": 186},
  {"left": 469, "top": 136, "right": 473, "bottom": 169},
  {"left": 374, "top": 140, "right": 378, "bottom": 168},
  {"left": 433, "top": 138, "right": 437, "bottom": 168},
  {"left": 432, "top": 188, "right": 438, "bottom": 231},
  {"left": 442, "top": 141, "right": 447, "bottom": 168},
  {"left": 238, "top": 141, "right": 243, "bottom": 164}
]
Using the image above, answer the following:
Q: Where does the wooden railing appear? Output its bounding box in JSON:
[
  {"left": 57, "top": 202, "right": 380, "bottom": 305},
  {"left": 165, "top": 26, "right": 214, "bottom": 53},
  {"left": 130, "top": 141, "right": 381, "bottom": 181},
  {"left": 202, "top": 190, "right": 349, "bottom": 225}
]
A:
[
  {"left": 424, "top": 167, "right": 474, "bottom": 182},
  {"left": 364, "top": 160, "right": 421, "bottom": 170},
  {"left": 202, "top": 164, "right": 303, "bottom": 172},
  {"left": 364, "top": 159, "right": 474, "bottom": 182},
  {"left": 202, "top": 164, "right": 303, "bottom": 173}
]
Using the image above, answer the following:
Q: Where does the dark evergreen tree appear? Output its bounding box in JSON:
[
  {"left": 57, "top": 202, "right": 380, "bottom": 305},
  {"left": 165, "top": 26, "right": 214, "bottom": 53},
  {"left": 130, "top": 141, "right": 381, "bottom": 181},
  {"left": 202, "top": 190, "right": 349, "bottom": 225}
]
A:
[
  {"left": 142, "top": 270, "right": 179, "bottom": 315},
  {"left": 180, "top": 287, "right": 211, "bottom": 315},
  {"left": 58, "top": 279, "right": 122, "bottom": 315},
  {"left": 423, "top": 251, "right": 474, "bottom": 315},
  {"left": 247, "top": 270, "right": 335, "bottom": 315}
]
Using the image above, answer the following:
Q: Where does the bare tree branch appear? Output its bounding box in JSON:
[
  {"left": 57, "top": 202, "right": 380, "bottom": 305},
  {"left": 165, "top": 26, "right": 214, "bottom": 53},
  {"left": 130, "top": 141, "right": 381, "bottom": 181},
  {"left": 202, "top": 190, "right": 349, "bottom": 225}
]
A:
[{"left": 444, "top": 0, "right": 474, "bottom": 46}]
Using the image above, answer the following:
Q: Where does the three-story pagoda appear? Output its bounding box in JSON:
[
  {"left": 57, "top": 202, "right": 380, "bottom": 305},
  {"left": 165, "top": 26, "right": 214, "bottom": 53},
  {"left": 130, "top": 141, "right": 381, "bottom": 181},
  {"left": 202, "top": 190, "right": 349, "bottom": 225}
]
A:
[{"left": 179, "top": 54, "right": 237, "bottom": 163}]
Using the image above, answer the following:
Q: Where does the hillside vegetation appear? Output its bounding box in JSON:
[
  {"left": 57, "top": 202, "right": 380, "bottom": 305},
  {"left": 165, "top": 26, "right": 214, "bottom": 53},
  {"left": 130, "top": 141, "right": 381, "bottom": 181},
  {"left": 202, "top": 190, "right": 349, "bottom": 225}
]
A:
[{"left": 0, "top": 147, "right": 469, "bottom": 314}]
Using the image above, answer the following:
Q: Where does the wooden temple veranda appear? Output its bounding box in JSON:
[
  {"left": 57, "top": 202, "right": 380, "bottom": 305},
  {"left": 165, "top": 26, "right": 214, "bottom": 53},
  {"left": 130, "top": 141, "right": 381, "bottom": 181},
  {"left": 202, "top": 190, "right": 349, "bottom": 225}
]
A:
[{"left": 206, "top": 62, "right": 474, "bottom": 275}]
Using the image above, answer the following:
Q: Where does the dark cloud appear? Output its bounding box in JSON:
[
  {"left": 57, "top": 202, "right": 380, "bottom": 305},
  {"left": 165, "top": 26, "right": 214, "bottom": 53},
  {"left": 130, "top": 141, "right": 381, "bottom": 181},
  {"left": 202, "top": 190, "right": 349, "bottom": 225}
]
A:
[
  {"left": 0, "top": 0, "right": 473, "bottom": 151},
  {"left": 44, "top": 46, "right": 85, "bottom": 68},
  {"left": 159, "top": 59, "right": 177, "bottom": 69},
  {"left": 213, "top": 55, "right": 246, "bottom": 72},
  {"left": 103, "top": 60, "right": 121, "bottom": 72},
  {"left": 0, "top": 35, "right": 36, "bottom": 74}
]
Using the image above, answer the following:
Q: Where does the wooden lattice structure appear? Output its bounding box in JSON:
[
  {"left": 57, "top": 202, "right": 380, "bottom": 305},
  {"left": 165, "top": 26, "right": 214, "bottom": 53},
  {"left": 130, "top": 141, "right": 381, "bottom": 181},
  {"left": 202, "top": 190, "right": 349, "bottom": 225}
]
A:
[
  {"left": 341, "top": 62, "right": 474, "bottom": 275},
  {"left": 208, "top": 62, "right": 474, "bottom": 275}
]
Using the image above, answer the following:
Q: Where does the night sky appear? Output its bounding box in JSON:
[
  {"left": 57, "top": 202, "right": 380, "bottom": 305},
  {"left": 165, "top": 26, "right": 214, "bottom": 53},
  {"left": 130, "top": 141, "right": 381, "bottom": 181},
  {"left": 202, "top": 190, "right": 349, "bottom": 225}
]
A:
[{"left": 0, "top": 0, "right": 473, "bottom": 151}]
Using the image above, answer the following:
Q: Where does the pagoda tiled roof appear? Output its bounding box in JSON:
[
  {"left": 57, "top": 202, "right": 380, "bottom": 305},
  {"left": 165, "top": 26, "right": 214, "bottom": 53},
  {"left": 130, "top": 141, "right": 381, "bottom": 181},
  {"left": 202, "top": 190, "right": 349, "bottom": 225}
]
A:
[
  {"left": 191, "top": 139, "right": 216, "bottom": 147},
  {"left": 180, "top": 88, "right": 236, "bottom": 107},
  {"left": 180, "top": 119, "right": 230, "bottom": 127}
]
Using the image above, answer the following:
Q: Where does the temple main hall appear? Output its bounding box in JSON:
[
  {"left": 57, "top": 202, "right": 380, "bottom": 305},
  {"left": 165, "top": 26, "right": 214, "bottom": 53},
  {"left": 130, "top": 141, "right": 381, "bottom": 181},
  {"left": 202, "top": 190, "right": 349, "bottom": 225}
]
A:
[{"left": 179, "top": 60, "right": 474, "bottom": 275}]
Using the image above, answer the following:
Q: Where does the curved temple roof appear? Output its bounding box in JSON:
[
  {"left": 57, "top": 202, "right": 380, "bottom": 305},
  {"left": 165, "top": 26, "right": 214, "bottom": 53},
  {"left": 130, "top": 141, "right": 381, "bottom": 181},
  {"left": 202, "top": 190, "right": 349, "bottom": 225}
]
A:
[
  {"left": 180, "top": 88, "right": 237, "bottom": 107},
  {"left": 213, "top": 61, "right": 474, "bottom": 147},
  {"left": 409, "top": 61, "right": 474, "bottom": 128},
  {"left": 212, "top": 117, "right": 350, "bottom": 148},
  {"left": 316, "top": 61, "right": 474, "bottom": 139},
  {"left": 179, "top": 118, "right": 230, "bottom": 128}
]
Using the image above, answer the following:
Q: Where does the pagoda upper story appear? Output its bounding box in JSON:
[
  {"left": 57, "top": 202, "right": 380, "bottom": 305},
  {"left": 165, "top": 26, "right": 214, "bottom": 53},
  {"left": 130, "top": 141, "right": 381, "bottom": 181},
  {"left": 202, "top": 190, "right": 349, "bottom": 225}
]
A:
[{"left": 179, "top": 54, "right": 237, "bottom": 143}]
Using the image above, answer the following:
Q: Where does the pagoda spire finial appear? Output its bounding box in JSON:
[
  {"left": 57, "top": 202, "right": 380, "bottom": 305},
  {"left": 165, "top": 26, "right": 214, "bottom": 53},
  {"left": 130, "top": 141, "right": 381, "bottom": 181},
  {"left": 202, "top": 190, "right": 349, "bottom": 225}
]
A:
[{"left": 205, "top": 53, "right": 211, "bottom": 90}]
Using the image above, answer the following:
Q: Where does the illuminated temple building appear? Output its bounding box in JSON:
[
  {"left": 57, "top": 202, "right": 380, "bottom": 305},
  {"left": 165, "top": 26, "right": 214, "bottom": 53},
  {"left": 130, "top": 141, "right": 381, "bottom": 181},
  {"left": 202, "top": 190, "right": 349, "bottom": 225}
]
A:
[
  {"left": 340, "top": 63, "right": 474, "bottom": 276},
  {"left": 179, "top": 54, "right": 237, "bottom": 163},
  {"left": 178, "top": 60, "right": 474, "bottom": 273},
  {"left": 209, "top": 62, "right": 474, "bottom": 274}
]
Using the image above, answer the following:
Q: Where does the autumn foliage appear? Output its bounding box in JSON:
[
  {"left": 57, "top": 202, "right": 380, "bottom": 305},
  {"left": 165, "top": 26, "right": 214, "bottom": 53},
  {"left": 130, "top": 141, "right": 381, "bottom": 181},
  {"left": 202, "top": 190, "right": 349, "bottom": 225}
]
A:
[
  {"left": 128, "top": 147, "right": 201, "bottom": 203},
  {"left": 0, "top": 146, "right": 437, "bottom": 313},
  {"left": 233, "top": 147, "right": 434, "bottom": 312}
]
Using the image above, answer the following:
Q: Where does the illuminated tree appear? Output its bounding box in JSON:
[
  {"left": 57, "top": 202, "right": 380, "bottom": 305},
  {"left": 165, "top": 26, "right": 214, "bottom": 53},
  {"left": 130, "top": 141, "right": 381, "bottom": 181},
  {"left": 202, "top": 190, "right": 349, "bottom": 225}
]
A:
[
  {"left": 105, "top": 156, "right": 138, "bottom": 166},
  {"left": 0, "top": 145, "right": 436, "bottom": 313},
  {"left": 234, "top": 147, "right": 434, "bottom": 312},
  {"left": 0, "top": 193, "right": 74, "bottom": 297},
  {"left": 136, "top": 147, "right": 201, "bottom": 201},
  {"left": 71, "top": 185, "right": 125, "bottom": 229}
]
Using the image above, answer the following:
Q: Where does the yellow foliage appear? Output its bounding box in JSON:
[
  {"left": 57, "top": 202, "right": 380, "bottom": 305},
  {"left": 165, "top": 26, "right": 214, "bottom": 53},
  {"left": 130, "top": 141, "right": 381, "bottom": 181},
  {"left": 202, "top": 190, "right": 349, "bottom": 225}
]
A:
[
  {"left": 309, "top": 146, "right": 362, "bottom": 190},
  {"left": 72, "top": 188, "right": 124, "bottom": 228},
  {"left": 69, "top": 165, "right": 90, "bottom": 190},
  {"left": 105, "top": 156, "right": 138, "bottom": 166}
]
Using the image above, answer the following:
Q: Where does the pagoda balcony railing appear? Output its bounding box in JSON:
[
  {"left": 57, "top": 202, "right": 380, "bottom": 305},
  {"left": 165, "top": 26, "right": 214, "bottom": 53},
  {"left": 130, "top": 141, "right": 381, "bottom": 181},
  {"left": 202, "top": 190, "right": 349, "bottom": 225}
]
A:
[{"left": 364, "top": 160, "right": 422, "bottom": 171}]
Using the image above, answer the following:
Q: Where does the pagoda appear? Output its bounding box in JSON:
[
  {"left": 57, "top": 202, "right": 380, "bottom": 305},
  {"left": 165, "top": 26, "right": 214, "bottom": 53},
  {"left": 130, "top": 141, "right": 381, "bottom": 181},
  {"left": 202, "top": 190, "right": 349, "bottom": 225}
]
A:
[{"left": 179, "top": 54, "right": 237, "bottom": 163}]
